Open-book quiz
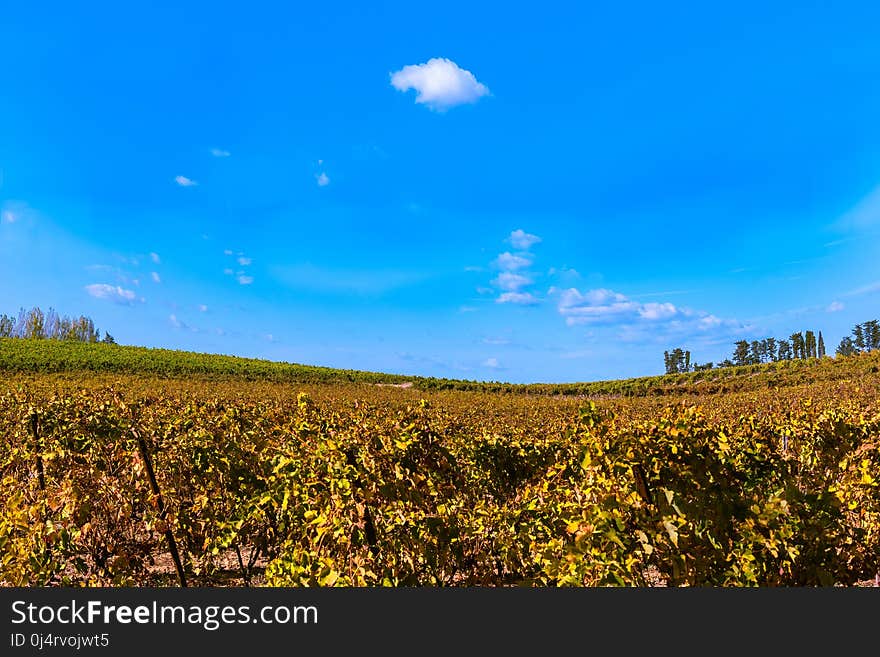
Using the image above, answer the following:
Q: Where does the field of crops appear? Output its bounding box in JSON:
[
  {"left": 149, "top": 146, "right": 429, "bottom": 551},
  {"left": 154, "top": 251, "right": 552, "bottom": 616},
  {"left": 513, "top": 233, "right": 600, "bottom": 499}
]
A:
[{"left": 1, "top": 344, "right": 879, "bottom": 586}]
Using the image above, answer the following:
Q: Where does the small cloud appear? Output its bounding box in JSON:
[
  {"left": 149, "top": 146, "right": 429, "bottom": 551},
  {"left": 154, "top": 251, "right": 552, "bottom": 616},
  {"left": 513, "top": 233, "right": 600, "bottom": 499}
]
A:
[
  {"left": 496, "top": 292, "right": 539, "bottom": 305},
  {"left": 459, "top": 305, "right": 478, "bottom": 313},
  {"left": 482, "top": 357, "right": 501, "bottom": 369},
  {"left": 223, "top": 268, "right": 234, "bottom": 275},
  {"left": 482, "top": 337, "right": 510, "bottom": 345},
  {"left": 210, "top": 148, "right": 231, "bottom": 157},
  {"left": 492, "top": 272, "right": 531, "bottom": 292},
  {"left": 175, "top": 175, "right": 198, "bottom": 187},
  {"left": 238, "top": 275, "right": 254, "bottom": 285},
  {"left": 390, "top": 57, "right": 490, "bottom": 111},
  {"left": 150, "top": 252, "right": 161, "bottom": 264},
  {"left": 316, "top": 172, "right": 330, "bottom": 187},
  {"left": 85, "top": 283, "right": 139, "bottom": 305},
  {"left": 265, "top": 333, "right": 276, "bottom": 342},
  {"left": 169, "top": 314, "right": 187, "bottom": 329},
  {"left": 508, "top": 229, "right": 541, "bottom": 250},
  {"left": 151, "top": 271, "right": 161, "bottom": 284},
  {"left": 215, "top": 328, "right": 226, "bottom": 336},
  {"left": 1, "top": 200, "right": 37, "bottom": 225},
  {"left": 198, "top": 304, "right": 209, "bottom": 312},
  {"left": 827, "top": 301, "right": 845, "bottom": 312},
  {"left": 223, "top": 249, "right": 233, "bottom": 256},
  {"left": 237, "top": 256, "right": 252, "bottom": 266},
  {"left": 494, "top": 252, "right": 532, "bottom": 271}
]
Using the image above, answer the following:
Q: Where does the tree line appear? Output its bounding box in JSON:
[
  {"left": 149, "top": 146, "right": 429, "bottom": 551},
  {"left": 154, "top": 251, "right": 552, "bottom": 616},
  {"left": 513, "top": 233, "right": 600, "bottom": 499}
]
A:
[
  {"left": 0, "top": 306, "right": 115, "bottom": 344},
  {"left": 835, "top": 320, "right": 880, "bottom": 356},
  {"left": 664, "top": 320, "right": 877, "bottom": 374}
]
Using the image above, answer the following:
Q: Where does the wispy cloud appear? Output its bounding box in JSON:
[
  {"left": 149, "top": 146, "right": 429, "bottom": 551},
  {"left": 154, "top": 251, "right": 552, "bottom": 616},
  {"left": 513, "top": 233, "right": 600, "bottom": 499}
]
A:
[
  {"left": 169, "top": 314, "right": 186, "bottom": 329},
  {"left": 150, "top": 252, "right": 161, "bottom": 264},
  {"left": 198, "top": 304, "right": 208, "bottom": 312},
  {"left": 508, "top": 229, "right": 541, "bottom": 250},
  {"left": 210, "top": 148, "right": 231, "bottom": 157},
  {"left": 482, "top": 357, "right": 502, "bottom": 369},
  {"left": 390, "top": 58, "right": 490, "bottom": 111},
  {"left": 237, "top": 256, "right": 252, "bottom": 266},
  {"left": 175, "top": 175, "right": 198, "bottom": 187},
  {"left": 316, "top": 172, "right": 330, "bottom": 187},
  {"left": 237, "top": 275, "right": 254, "bottom": 285},
  {"left": 827, "top": 301, "right": 845, "bottom": 312},
  {"left": 223, "top": 249, "right": 233, "bottom": 256},
  {"left": 844, "top": 280, "right": 880, "bottom": 297},
  {"left": 151, "top": 271, "right": 161, "bottom": 284},
  {"left": 85, "top": 283, "right": 140, "bottom": 305},
  {"left": 834, "top": 184, "right": 880, "bottom": 231}
]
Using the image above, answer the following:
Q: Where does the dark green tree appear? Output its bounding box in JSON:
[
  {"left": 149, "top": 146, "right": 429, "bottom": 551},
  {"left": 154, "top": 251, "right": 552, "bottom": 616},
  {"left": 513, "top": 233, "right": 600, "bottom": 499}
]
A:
[
  {"left": 853, "top": 324, "right": 866, "bottom": 352},
  {"left": 733, "top": 340, "right": 751, "bottom": 366},
  {"left": 837, "top": 336, "right": 857, "bottom": 357},
  {"left": 764, "top": 337, "right": 777, "bottom": 362},
  {"left": 777, "top": 339, "right": 792, "bottom": 360}
]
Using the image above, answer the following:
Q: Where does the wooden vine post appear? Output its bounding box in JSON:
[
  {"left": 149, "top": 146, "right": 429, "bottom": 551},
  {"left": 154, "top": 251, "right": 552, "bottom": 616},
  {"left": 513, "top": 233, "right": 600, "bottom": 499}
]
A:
[
  {"left": 29, "top": 413, "right": 46, "bottom": 491},
  {"left": 131, "top": 426, "right": 188, "bottom": 587}
]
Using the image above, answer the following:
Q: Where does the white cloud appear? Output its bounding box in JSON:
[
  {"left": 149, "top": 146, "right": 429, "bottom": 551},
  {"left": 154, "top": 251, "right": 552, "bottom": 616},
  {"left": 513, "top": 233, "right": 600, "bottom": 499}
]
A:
[
  {"left": 223, "top": 268, "right": 234, "bottom": 275},
  {"left": 492, "top": 272, "right": 531, "bottom": 292},
  {"left": 316, "top": 172, "right": 330, "bottom": 187},
  {"left": 238, "top": 275, "right": 254, "bottom": 285},
  {"left": 638, "top": 302, "right": 678, "bottom": 320},
  {"left": 169, "top": 314, "right": 188, "bottom": 329},
  {"left": 555, "top": 286, "right": 749, "bottom": 341},
  {"left": 151, "top": 271, "right": 161, "bottom": 284},
  {"left": 482, "top": 357, "right": 501, "bottom": 369},
  {"left": 85, "top": 284, "right": 139, "bottom": 305},
  {"left": 558, "top": 287, "right": 673, "bottom": 326},
  {"left": 390, "top": 58, "right": 490, "bottom": 111},
  {"left": 210, "top": 148, "right": 231, "bottom": 157},
  {"left": 237, "top": 256, "right": 252, "bottom": 266},
  {"left": 496, "top": 292, "right": 539, "bottom": 305},
  {"left": 827, "top": 301, "right": 845, "bottom": 312},
  {"left": 494, "top": 252, "right": 532, "bottom": 271},
  {"left": 198, "top": 304, "right": 208, "bottom": 312},
  {"left": 1, "top": 210, "right": 15, "bottom": 224},
  {"left": 508, "top": 229, "right": 541, "bottom": 250},
  {"left": 482, "top": 337, "right": 510, "bottom": 345},
  {"left": 175, "top": 175, "right": 198, "bottom": 187},
  {"left": 150, "top": 252, "right": 161, "bottom": 264},
  {"left": 223, "top": 249, "right": 233, "bottom": 256}
]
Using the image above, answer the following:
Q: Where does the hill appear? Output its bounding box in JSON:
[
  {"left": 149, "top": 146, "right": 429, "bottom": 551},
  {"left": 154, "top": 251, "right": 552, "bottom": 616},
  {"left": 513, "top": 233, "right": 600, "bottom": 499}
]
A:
[{"left": 2, "top": 336, "right": 879, "bottom": 397}]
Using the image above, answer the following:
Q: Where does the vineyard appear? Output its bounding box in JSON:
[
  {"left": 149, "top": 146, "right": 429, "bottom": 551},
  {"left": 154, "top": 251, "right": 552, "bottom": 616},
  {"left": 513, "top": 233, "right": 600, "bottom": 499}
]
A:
[{"left": 1, "top": 343, "right": 879, "bottom": 586}]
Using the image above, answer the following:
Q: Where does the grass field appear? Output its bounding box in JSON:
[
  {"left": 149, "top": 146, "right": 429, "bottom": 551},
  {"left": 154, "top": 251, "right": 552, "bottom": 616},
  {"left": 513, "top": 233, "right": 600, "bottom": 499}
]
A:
[{"left": 1, "top": 339, "right": 878, "bottom": 586}]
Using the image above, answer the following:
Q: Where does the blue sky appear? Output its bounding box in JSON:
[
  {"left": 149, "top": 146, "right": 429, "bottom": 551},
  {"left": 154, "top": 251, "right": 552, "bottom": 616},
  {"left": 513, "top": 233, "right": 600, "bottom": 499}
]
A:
[{"left": 2, "top": 1, "right": 880, "bottom": 383}]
